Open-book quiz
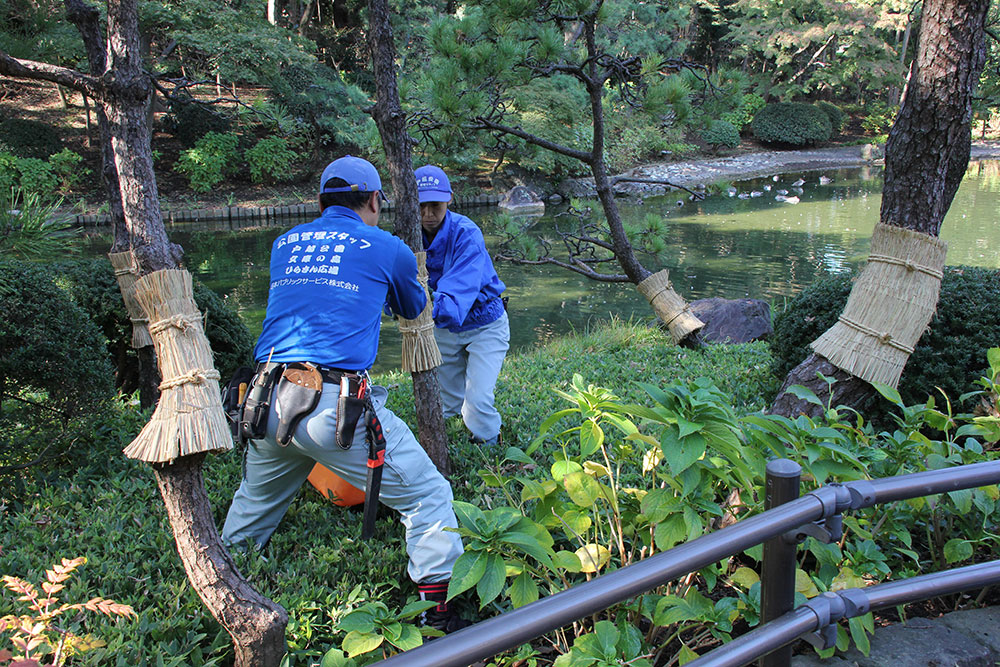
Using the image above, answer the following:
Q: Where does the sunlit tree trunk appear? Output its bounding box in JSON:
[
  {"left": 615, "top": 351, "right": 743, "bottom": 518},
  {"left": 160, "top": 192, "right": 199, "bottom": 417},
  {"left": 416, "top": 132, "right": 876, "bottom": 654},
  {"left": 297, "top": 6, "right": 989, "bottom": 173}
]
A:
[
  {"left": 367, "top": 0, "right": 451, "bottom": 473},
  {"left": 771, "top": 0, "right": 989, "bottom": 418}
]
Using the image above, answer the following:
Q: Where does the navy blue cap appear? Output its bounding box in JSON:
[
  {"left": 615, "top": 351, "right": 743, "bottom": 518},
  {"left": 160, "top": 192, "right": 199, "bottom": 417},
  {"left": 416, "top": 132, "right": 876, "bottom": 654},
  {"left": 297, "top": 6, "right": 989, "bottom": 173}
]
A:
[{"left": 415, "top": 165, "right": 452, "bottom": 203}]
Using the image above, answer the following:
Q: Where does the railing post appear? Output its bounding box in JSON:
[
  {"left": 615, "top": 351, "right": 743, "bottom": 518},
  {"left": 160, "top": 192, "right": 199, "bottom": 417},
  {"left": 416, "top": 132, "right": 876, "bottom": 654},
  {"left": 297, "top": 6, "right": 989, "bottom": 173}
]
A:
[{"left": 760, "top": 458, "right": 802, "bottom": 667}]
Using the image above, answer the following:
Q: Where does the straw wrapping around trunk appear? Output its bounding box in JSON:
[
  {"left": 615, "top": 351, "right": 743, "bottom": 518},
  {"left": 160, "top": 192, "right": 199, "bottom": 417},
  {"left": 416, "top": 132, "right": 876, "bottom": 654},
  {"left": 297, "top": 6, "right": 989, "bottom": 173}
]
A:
[
  {"left": 108, "top": 250, "right": 153, "bottom": 348},
  {"left": 811, "top": 223, "right": 948, "bottom": 388},
  {"left": 398, "top": 251, "right": 442, "bottom": 373},
  {"left": 123, "top": 269, "right": 232, "bottom": 463},
  {"left": 636, "top": 270, "right": 704, "bottom": 344}
]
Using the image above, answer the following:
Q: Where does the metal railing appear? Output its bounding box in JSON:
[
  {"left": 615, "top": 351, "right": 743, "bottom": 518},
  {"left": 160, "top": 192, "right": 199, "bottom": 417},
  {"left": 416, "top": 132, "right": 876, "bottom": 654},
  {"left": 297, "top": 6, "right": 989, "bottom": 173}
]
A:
[{"left": 372, "top": 459, "right": 1000, "bottom": 667}]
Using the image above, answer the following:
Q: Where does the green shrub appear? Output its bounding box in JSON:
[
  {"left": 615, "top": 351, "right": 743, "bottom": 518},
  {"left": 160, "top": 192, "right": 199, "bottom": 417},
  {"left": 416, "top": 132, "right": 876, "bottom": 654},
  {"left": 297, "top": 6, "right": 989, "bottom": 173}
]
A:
[
  {"left": 814, "top": 101, "right": 846, "bottom": 133},
  {"left": 862, "top": 101, "right": 897, "bottom": 135},
  {"left": 15, "top": 157, "right": 59, "bottom": 196},
  {"left": 246, "top": 135, "right": 298, "bottom": 184},
  {"left": 53, "top": 259, "right": 256, "bottom": 392},
  {"left": 163, "top": 95, "right": 234, "bottom": 148},
  {"left": 605, "top": 114, "right": 675, "bottom": 173},
  {"left": 173, "top": 132, "right": 241, "bottom": 192},
  {"left": 0, "top": 261, "right": 115, "bottom": 473},
  {"left": 0, "top": 117, "right": 63, "bottom": 159},
  {"left": 701, "top": 120, "right": 741, "bottom": 150},
  {"left": 0, "top": 152, "right": 19, "bottom": 193},
  {"left": 47, "top": 148, "right": 86, "bottom": 190},
  {"left": 0, "top": 150, "right": 85, "bottom": 197},
  {"left": 751, "top": 102, "right": 832, "bottom": 146},
  {"left": 720, "top": 92, "right": 766, "bottom": 132},
  {"left": 0, "top": 190, "right": 79, "bottom": 261},
  {"left": 0, "top": 260, "right": 114, "bottom": 405},
  {"left": 770, "top": 266, "right": 1000, "bottom": 407}
]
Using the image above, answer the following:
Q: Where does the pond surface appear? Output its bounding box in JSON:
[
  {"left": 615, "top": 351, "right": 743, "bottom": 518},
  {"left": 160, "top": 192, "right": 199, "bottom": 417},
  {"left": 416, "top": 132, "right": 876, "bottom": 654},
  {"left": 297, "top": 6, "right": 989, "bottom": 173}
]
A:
[{"left": 80, "top": 161, "right": 1000, "bottom": 373}]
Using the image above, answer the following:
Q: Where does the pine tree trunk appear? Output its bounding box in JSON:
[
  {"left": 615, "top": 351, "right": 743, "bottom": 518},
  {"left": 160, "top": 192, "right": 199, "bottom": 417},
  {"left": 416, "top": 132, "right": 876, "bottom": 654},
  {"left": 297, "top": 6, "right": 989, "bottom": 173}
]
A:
[
  {"left": 155, "top": 455, "right": 288, "bottom": 664},
  {"left": 771, "top": 0, "right": 989, "bottom": 419},
  {"left": 368, "top": 0, "right": 450, "bottom": 474},
  {"left": 64, "top": 0, "right": 159, "bottom": 408},
  {"left": 32, "top": 1, "right": 294, "bottom": 662}
]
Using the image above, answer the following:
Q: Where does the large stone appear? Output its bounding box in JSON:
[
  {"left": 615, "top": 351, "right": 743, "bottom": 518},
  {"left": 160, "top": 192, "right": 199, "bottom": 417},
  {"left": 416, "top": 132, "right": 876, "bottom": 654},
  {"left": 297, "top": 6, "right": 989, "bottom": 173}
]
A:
[
  {"left": 791, "top": 653, "right": 858, "bottom": 666},
  {"left": 939, "top": 607, "right": 1000, "bottom": 655},
  {"left": 499, "top": 186, "right": 545, "bottom": 215},
  {"left": 689, "top": 297, "right": 773, "bottom": 343},
  {"left": 840, "top": 617, "right": 995, "bottom": 667}
]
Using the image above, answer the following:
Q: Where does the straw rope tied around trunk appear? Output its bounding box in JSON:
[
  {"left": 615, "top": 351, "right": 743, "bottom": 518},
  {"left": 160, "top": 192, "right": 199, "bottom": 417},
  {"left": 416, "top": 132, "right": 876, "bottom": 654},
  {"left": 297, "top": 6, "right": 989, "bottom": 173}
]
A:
[
  {"left": 811, "top": 223, "right": 948, "bottom": 388},
  {"left": 108, "top": 250, "right": 154, "bottom": 348},
  {"left": 398, "top": 251, "right": 442, "bottom": 373},
  {"left": 637, "top": 270, "right": 705, "bottom": 344},
  {"left": 123, "top": 269, "right": 232, "bottom": 463}
]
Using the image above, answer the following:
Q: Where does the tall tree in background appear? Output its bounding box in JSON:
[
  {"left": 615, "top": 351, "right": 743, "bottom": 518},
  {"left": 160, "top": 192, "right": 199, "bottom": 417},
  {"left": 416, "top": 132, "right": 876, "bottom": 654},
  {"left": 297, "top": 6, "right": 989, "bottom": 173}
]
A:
[
  {"left": 771, "top": 0, "right": 990, "bottom": 418},
  {"left": 367, "top": 0, "right": 451, "bottom": 473},
  {"left": 726, "top": 0, "right": 908, "bottom": 102},
  {"left": 425, "top": 0, "right": 705, "bottom": 345},
  {"left": 0, "top": 1, "right": 288, "bottom": 663}
]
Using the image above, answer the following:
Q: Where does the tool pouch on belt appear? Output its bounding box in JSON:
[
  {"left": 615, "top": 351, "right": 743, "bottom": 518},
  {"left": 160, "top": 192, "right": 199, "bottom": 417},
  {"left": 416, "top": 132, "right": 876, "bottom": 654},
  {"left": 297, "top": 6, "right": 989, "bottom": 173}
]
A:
[
  {"left": 240, "top": 362, "right": 283, "bottom": 443},
  {"left": 222, "top": 366, "right": 255, "bottom": 441},
  {"left": 274, "top": 362, "right": 323, "bottom": 446},
  {"left": 336, "top": 376, "right": 367, "bottom": 449}
]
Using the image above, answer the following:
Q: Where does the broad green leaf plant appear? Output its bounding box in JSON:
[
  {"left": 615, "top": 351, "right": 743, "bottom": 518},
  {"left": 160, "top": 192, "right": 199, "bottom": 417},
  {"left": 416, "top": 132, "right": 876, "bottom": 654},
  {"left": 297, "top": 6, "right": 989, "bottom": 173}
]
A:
[{"left": 325, "top": 349, "right": 1000, "bottom": 664}]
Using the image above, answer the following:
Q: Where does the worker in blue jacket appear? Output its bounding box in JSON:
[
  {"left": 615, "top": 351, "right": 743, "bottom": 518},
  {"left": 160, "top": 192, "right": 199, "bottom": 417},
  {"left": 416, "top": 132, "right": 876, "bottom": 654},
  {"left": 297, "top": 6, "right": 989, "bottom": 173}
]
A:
[
  {"left": 223, "top": 156, "right": 467, "bottom": 633},
  {"left": 416, "top": 165, "right": 509, "bottom": 446}
]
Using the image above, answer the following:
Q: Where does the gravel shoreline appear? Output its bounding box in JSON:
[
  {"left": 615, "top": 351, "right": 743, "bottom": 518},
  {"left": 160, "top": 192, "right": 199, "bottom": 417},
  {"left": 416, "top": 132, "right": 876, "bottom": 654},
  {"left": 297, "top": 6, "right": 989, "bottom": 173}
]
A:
[{"left": 562, "top": 141, "right": 1000, "bottom": 198}]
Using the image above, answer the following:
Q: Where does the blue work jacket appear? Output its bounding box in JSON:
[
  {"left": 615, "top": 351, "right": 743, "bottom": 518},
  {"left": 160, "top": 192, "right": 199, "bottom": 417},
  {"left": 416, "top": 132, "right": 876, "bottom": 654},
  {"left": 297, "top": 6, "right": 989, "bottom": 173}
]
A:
[
  {"left": 423, "top": 210, "right": 506, "bottom": 333},
  {"left": 255, "top": 206, "right": 426, "bottom": 370}
]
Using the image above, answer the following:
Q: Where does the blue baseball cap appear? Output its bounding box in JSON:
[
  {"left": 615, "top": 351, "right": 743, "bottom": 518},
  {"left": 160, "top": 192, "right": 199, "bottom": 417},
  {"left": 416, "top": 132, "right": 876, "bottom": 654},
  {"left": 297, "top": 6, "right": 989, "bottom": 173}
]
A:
[
  {"left": 321, "top": 155, "right": 386, "bottom": 200},
  {"left": 415, "top": 165, "right": 452, "bottom": 203}
]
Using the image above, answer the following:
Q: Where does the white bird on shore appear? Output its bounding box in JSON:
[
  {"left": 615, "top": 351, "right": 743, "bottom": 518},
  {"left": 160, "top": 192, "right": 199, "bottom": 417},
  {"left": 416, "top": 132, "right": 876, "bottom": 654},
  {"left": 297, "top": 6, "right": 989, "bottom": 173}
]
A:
[
  {"left": 779, "top": 195, "right": 800, "bottom": 204},
  {"left": 819, "top": 175, "right": 832, "bottom": 184},
  {"left": 792, "top": 178, "right": 805, "bottom": 187},
  {"left": 777, "top": 189, "right": 788, "bottom": 196},
  {"left": 750, "top": 190, "right": 763, "bottom": 197},
  {"left": 772, "top": 175, "right": 780, "bottom": 181},
  {"left": 738, "top": 192, "right": 750, "bottom": 199},
  {"left": 727, "top": 187, "right": 738, "bottom": 197},
  {"left": 764, "top": 184, "right": 772, "bottom": 191}
]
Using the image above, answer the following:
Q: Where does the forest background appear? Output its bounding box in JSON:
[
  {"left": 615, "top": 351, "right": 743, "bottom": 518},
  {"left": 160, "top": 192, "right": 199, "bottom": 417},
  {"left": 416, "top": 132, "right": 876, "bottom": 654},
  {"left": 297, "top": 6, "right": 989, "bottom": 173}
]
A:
[{"left": 6, "top": 0, "right": 1000, "bottom": 210}]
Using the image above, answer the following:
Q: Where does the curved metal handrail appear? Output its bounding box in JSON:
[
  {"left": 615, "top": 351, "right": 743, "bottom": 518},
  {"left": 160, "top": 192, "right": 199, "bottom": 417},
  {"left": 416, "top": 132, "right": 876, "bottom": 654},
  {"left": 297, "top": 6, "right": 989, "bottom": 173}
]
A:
[
  {"left": 371, "top": 460, "right": 1000, "bottom": 667},
  {"left": 688, "top": 559, "right": 1000, "bottom": 667}
]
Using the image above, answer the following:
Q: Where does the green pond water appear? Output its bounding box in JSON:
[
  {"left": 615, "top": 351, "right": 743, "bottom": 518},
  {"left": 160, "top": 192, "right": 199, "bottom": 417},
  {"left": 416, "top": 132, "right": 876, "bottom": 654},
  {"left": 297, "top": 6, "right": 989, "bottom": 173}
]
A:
[{"left": 80, "top": 161, "right": 1000, "bottom": 373}]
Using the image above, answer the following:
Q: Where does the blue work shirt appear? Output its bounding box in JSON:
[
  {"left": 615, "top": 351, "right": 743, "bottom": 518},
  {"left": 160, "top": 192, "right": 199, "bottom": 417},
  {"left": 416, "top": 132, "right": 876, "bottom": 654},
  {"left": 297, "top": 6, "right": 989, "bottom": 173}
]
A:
[
  {"left": 423, "top": 210, "right": 506, "bottom": 333},
  {"left": 255, "top": 206, "right": 426, "bottom": 370}
]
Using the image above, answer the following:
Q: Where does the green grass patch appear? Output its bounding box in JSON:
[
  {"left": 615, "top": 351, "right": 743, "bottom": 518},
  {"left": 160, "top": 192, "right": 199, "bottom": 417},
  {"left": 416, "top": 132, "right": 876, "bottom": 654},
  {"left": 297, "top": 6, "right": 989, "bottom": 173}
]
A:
[{"left": 1, "top": 319, "right": 777, "bottom": 665}]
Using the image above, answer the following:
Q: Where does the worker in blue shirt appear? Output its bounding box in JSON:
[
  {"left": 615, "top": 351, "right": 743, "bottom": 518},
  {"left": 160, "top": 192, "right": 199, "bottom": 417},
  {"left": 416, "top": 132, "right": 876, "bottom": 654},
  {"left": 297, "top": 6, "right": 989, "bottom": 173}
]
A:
[
  {"left": 416, "top": 165, "right": 509, "bottom": 447},
  {"left": 223, "top": 156, "right": 467, "bottom": 633}
]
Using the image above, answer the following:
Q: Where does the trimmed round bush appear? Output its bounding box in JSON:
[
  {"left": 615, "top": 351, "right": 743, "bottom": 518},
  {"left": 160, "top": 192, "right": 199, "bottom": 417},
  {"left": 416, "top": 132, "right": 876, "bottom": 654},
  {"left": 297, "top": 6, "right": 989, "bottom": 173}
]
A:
[
  {"left": 770, "top": 266, "right": 1000, "bottom": 406},
  {"left": 752, "top": 102, "right": 832, "bottom": 146},
  {"left": 0, "top": 260, "right": 114, "bottom": 413},
  {"left": 814, "top": 101, "right": 846, "bottom": 133},
  {"left": 702, "top": 120, "right": 741, "bottom": 150}
]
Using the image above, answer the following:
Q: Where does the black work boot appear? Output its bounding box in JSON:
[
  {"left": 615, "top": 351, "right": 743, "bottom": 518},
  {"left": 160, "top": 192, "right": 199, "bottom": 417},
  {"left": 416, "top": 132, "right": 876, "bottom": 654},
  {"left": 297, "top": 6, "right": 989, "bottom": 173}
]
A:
[{"left": 417, "top": 581, "right": 471, "bottom": 634}]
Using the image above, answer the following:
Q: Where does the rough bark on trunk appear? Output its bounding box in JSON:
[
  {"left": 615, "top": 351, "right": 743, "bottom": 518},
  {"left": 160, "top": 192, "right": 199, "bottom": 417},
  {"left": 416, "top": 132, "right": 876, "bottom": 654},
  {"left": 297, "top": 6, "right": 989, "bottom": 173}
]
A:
[
  {"left": 64, "top": 0, "right": 159, "bottom": 408},
  {"left": 2, "top": 1, "right": 290, "bottom": 662},
  {"left": 155, "top": 455, "right": 288, "bottom": 665},
  {"left": 368, "top": 0, "right": 450, "bottom": 474},
  {"left": 771, "top": 0, "right": 989, "bottom": 419}
]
